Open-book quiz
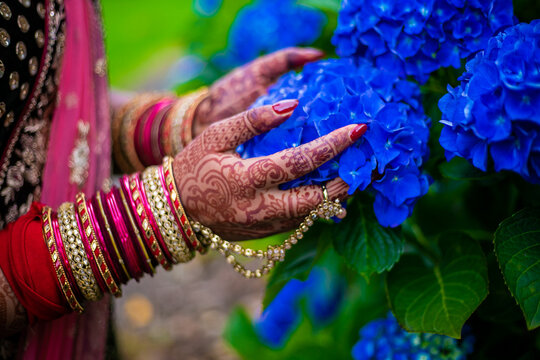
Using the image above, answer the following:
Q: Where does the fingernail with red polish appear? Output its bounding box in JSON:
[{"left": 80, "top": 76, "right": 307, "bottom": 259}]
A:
[
  {"left": 272, "top": 99, "right": 299, "bottom": 114},
  {"left": 350, "top": 124, "right": 368, "bottom": 142}
]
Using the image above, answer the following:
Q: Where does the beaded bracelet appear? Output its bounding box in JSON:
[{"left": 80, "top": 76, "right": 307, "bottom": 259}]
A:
[{"left": 189, "top": 192, "right": 345, "bottom": 279}]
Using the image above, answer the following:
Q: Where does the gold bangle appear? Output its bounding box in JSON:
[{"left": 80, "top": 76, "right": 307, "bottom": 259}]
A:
[
  {"left": 57, "top": 202, "right": 102, "bottom": 301},
  {"left": 162, "top": 156, "right": 205, "bottom": 253},
  {"left": 75, "top": 193, "right": 122, "bottom": 297},
  {"left": 95, "top": 191, "right": 131, "bottom": 281},
  {"left": 141, "top": 166, "right": 194, "bottom": 263},
  {"left": 169, "top": 87, "right": 208, "bottom": 154},
  {"left": 42, "top": 207, "right": 85, "bottom": 313},
  {"left": 127, "top": 174, "right": 173, "bottom": 270}
]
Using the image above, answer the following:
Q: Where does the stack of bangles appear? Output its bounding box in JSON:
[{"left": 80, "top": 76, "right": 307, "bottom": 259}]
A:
[
  {"left": 112, "top": 88, "right": 209, "bottom": 172},
  {"left": 41, "top": 157, "right": 345, "bottom": 314}
]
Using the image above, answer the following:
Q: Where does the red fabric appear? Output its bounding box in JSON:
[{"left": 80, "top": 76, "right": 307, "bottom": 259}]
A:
[{"left": 0, "top": 203, "right": 69, "bottom": 323}]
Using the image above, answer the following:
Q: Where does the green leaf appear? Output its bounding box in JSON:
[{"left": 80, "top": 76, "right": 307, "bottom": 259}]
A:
[
  {"left": 439, "top": 157, "right": 489, "bottom": 180},
  {"left": 223, "top": 307, "right": 277, "bottom": 360},
  {"left": 297, "top": 0, "right": 341, "bottom": 12},
  {"left": 494, "top": 207, "right": 540, "bottom": 330},
  {"left": 333, "top": 200, "right": 404, "bottom": 279},
  {"left": 386, "top": 232, "right": 489, "bottom": 338}
]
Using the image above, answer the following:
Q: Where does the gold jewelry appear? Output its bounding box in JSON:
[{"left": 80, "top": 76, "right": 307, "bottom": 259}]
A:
[
  {"left": 75, "top": 193, "right": 122, "bottom": 297},
  {"left": 42, "top": 207, "right": 85, "bottom": 313},
  {"left": 96, "top": 191, "right": 131, "bottom": 281},
  {"left": 169, "top": 87, "right": 208, "bottom": 154},
  {"left": 162, "top": 156, "right": 205, "bottom": 253},
  {"left": 112, "top": 93, "right": 171, "bottom": 172},
  {"left": 57, "top": 202, "right": 102, "bottom": 301},
  {"left": 118, "top": 185, "right": 156, "bottom": 274},
  {"left": 189, "top": 196, "right": 345, "bottom": 279},
  {"left": 141, "top": 166, "right": 194, "bottom": 263}
]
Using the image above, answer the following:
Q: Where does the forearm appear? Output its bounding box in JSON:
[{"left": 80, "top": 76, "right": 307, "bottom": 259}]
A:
[{"left": 0, "top": 159, "right": 204, "bottom": 332}]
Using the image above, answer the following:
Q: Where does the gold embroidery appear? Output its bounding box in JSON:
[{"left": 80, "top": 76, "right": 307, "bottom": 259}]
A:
[
  {"left": 0, "top": 28, "right": 10, "bottom": 47},
  {"left": 0, "top": 2, "right": 10, "bottom": 20},
  {"left": 69, "top": 120, "right": 90, "bottom": 188}
]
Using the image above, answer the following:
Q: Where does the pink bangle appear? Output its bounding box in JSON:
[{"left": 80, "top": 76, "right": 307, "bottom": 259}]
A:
[
  {"left": 135, "top": 172, "right": 177, "bottom": 264},
  {"left": 117, "top": 182, "right": 156, "bottom": 275},
  {"left": 106, "top": 189, "right": 144, "bottom": 280},
  {"left": 74, "top": 197, "right": 108, "bottom": 293},
  {"left": 96, "top": 191, "right": 131, "bottom": 283},
  {"left": 150, "top": 101, "right": 175, "bottom": 162},
  {"left": 122, "top": 174, "right": 173, "bottom": 270}
]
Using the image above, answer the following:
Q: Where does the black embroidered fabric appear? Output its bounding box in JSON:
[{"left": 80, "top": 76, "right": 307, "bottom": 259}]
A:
[{"left": 0, "top": 0, "right": 64, "bottom": 229}]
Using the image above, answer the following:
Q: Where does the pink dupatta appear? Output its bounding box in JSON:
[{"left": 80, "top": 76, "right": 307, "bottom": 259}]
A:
[{"left": 21, "top": 0, "right": 112, "bottom": 358}]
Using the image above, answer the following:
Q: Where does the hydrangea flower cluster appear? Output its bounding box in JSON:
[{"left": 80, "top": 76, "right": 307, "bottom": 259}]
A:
[
  {"left": 439, "top": 21, "right": 540, "bottom": 184},
  {"left": 255, "top": 267, "right": 345, "bottom": 348},
  {"left": 213, "top": 0, "right": 326, "bottom": 70},
  {"left": 352, "top": 313, "right": 475, "bottom": 360},
  {"left": 332, "top": 0, "right": 514, "bottom": 83},
  {"left": 239, "top": 58, "right": 431, "bottom": 227}
]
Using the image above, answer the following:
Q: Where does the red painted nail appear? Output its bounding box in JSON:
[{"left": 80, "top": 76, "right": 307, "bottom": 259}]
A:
[
  {"left": 272, "top": 99, "right": 299, "bottom": 114},
  {"left": 350, "top": 123, "right": 368, "bottom": 142}
]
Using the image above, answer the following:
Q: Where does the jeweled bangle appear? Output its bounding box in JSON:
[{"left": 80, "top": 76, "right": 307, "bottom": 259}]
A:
[
  {"left": 76, "top": 194, "right": 122, "bottom": 297},
  {"left": 141, "top": 166, "right": 194, "bottom": 263},
  {"left": 162, "top": 157, "right": 205, "bottom": 253},
  {"left": 52, "top": 210, "right": 84, "bottom": 304},
  {"left": 93, "top": 192, "right": 130, "bottom": 283},
  {"left": 42, "top": 207, "right": 85, "bottom": 313},
  {"left": 123, "top": 174, "right": 173, "bottom": 270},
  {"left": 117, "top": 185, "right": 156, "bottom": 275},
  {"left": 106, "top": 190, "right": 144, "bottom": 280},
  {"left": 57, "top": 202, "right": 102, "bottom": 302},
  {"left": 169, "top": 87, "right": 208, "bottom": 154},
  {"left": 135, "top": 171, "right": 176, "bottom": 265}
]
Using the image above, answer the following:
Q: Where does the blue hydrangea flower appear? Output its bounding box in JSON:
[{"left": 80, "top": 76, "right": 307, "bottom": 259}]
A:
[
  {"left": 439, "top": 21, "right": 540, "bottom": 184},
  {"left": 213, "top": 0, "right": 326, "bottom": 70},
  {"left": 255, "top": 267, "right": 345, "bottom": 347},
  {"left": 352, "top": 313, "right": 475, "bottom": 360},
  {"left": 332, "top": 0, "right": 515, "bottom": 83},
  {"left": 239, "top": 58, "right": 431, "bottom": 227}
]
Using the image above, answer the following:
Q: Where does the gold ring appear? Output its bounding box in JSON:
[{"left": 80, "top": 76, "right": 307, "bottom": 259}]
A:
[{"left": 321, "top": 184, "right": 329, "bottom": 202}]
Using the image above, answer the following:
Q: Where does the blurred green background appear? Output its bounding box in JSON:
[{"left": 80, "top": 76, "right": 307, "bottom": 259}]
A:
[{"left": 101, "top": 0, "right": 250, "bottom": 90}]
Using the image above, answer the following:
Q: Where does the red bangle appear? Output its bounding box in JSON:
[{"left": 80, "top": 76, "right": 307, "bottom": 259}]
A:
[
  {"left": 122, "top": 174, "right": 173, "bottom": 270},
  {"left": 75, "top": 195, "right": 108, "bottom": 293},
  {"left": 42, "top": 207, "right": 85, "bottom": 313},
  {"left": 82, "top": 194, "right": 123, "bottom": 297}
]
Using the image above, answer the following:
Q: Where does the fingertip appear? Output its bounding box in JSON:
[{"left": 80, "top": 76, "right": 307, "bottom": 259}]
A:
[
  {"left": 288, "top": 47, "right": 325, "bottom": 68},
  {"left": 350, "top": 123, "right": 368, "bottom": 142},
  {"left": 272, "top": 99, "right": 299, "bottom": 115}
]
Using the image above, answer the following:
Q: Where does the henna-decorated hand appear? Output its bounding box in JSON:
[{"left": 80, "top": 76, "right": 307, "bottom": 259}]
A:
[
  {"left": 192, "top": 47, "right": 324, "bottom": 138},
  {"left": 173, "top": 99, "right": 368, "bottom": 241}
]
